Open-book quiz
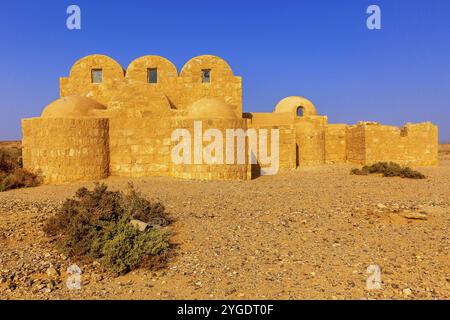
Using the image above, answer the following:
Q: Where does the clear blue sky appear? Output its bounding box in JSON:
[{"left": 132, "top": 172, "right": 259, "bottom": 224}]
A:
[{"left": 0, "top": 0, "right": 449, "bottom": 141}]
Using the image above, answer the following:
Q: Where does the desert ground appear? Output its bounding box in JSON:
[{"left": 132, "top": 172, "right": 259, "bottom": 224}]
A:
[{"left": 0, "top": 141, "right": 449, "bottom": 300}]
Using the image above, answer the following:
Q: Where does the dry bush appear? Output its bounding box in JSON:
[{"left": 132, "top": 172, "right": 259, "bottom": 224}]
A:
[
  {"left": 44, "top": 183, "right": 172, "bottom": 275},
  {"left": 0, "top": 148, "right": 40, "bottom": 192},
  {"left": 351, "top": 162, "right": 426, "bottom": 179}
]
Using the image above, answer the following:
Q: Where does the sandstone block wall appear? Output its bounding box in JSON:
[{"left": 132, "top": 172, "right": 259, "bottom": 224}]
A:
[
  {"left": 294, "top": 117, "right": 327, "bottom": 166},
  {"left": 278, "top": 126, "right": 298, "bottom": 170},
  {"left": 177, "top": 56, "right": 242, "bottom": 116},
  {"left": 22, "top": 118, "right": 109, "bottom": 184},
  {"left": 109, "top": 117, "right": 172, "bottom": 178},
  {"left": 110, "top": 117, "right": 250, "bottom": 181},
  {"left": 346, "top": 125, "right": 366, "bottom": 165},
  {"left": 325, "top": 124, "right": 348, "bottom": 164},
  {"left": 248, "top": 124, "right": 297, "bottom": 173},
  {"left": 169, "top": 118, "right": 250, "bottom": 180},
  {"left": 60, "top": 54, "right": 242, "bottom": 117},
  {"left": 252, "top": 97, "right": 325, "bottom": 169},
  {"left": 364, "top": 122, "right": 438, "bottom": 166}
]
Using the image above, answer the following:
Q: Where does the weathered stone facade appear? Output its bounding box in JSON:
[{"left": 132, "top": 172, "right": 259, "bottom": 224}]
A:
[{"left": 22, "top": 54, "right": 438, "bottom": 184}]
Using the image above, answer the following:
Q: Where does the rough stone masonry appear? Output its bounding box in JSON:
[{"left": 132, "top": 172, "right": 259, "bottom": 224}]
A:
[{"left": 21, "top": 54, "right": 438, "bottom": 184}]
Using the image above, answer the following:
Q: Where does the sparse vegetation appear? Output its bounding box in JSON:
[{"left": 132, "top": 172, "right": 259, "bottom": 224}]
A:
[
  {"left": 44, "top": 183, "right": 172, "bottom": 275},
  {"left": 351, "top": 162, "right": 426, "bottom": 179},
  {"left": 0, "top": 147, "right": 40, "bottom": 192}
]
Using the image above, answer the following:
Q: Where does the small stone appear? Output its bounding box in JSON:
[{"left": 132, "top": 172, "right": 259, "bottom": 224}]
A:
[
  {"left": 46, "top": 267, "right": 60, "bottom": 278},
  {"left": 24, "top": 278, "right": 33, "bottom": 287},
  {"left": 91, "top": 274, "right": 103, "bottom": 282},
  {"left": 400, "top": 211, "right": 428, "bottom": 220},
  {"left": 47, "top": 281, "right": 55, "bottom": 290},
  {"left": 36, "top": 283, "right": 46, "bottom": 290},
  {"left": 377, "top": 203, "right": 386, "bottom": 209},
  {"left": 403, "top": 288, "right": 413, "bottom": 296},
  {"left": 41, "top": 287, "right": 52, "bottom": 294},
  {"left": 130, "top": 219, "right": 149, "bottom": 232}
]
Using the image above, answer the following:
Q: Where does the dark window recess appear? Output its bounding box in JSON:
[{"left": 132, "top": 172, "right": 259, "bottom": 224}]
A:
[
  {"left": 297, "top": 107, "right": 304, "bottom": 117},
  {"left": 202, "top": 69, "right": 211, "bottom": 83},
  {"left": 91, "top": 69, "right": 103, "bottom": 84},
  {"left": 148, "top": 68, "right": 158, "bottom": 84}
]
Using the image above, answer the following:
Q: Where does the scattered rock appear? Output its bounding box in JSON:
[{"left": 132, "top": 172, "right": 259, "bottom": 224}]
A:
[
  {"left": 24, "top": 278, "right": 33, "bottom": 287},
  {"left": 91, "top": 273, "right": 103, "bottom": 282},
  {"left": 8, "top": 282, "right": 17, "bottom": 291},
  {"left": 130, "top": 219, "right": 149, "bottom": 232},
  {"left": 403, "top": 288, "right": 413, "bottom": 296},
  {"left": 46, "top": 267, "right": 60, "bottom": 278},
  {"left": 400, "top": 211, "right": 428, "bottom": 220},
  {"left": 41, "top": 287, "right": 52, "bottom": 294}
]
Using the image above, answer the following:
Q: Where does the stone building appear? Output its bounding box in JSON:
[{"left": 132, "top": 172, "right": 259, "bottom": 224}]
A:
[{"left": 21, "top": 54, "right": 438, "bottom": 184}]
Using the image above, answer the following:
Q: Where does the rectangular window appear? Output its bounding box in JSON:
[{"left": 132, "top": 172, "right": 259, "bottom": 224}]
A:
[
  {"left": 147, "top": 68, "right": 158, "bottom": 84},
  {"left": 91, "top": 69, "right": 103, "bottom": 84},
  {"left": 202, "top": 69, "right": 211, "bottom": 83}
]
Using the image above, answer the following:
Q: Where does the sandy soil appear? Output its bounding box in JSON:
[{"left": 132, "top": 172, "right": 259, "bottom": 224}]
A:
[{"left": 0, "top": 143, "right": 449, "bottom": 300}]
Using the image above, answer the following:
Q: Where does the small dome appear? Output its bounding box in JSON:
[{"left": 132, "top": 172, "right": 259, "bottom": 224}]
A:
[
  {"left": 274, "top": 96, "right": 318, "bottom": 116},
  {"left": 188, "top": 98, "right": 237, "bottom": 119},
  {"left": 41, "top": 96, "right": 107, "bottom": 118}
]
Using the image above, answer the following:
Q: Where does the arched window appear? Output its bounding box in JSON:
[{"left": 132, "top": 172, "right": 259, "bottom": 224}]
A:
[
  {"left": 202, "top": 69, "right": 211, "bottom": 83},
  {"left": 296, "top": 106, "right": 304, "bottom": 117}
]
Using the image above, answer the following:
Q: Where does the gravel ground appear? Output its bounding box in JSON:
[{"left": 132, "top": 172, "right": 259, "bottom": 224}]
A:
[{"left": 0, "top": 145, "right": 449, "bottom": 300}]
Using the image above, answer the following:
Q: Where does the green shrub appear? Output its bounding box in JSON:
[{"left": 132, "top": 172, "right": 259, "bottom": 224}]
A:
[
  {"left": 44, "top": 183, "right": 172, "bottom": 275},
  {"left": 102, "top": 222, "right": 170, "bottom": 275},
  {"left": 351, "top": 162, "right": 426, "bottom": 179},
  {"left": 0, "top": 148, "right": 40, "bottom": 192}
]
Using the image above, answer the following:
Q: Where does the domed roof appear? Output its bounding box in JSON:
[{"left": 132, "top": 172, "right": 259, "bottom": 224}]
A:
[
  {"left": 41, "top": 96, "right": 107, "bottom": 118},
  {"left": 274, "top": 96, "right": 318, "bottom": 116},
  {"left": 187, "top": 98, "right": 237, "bottom": 119}
]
